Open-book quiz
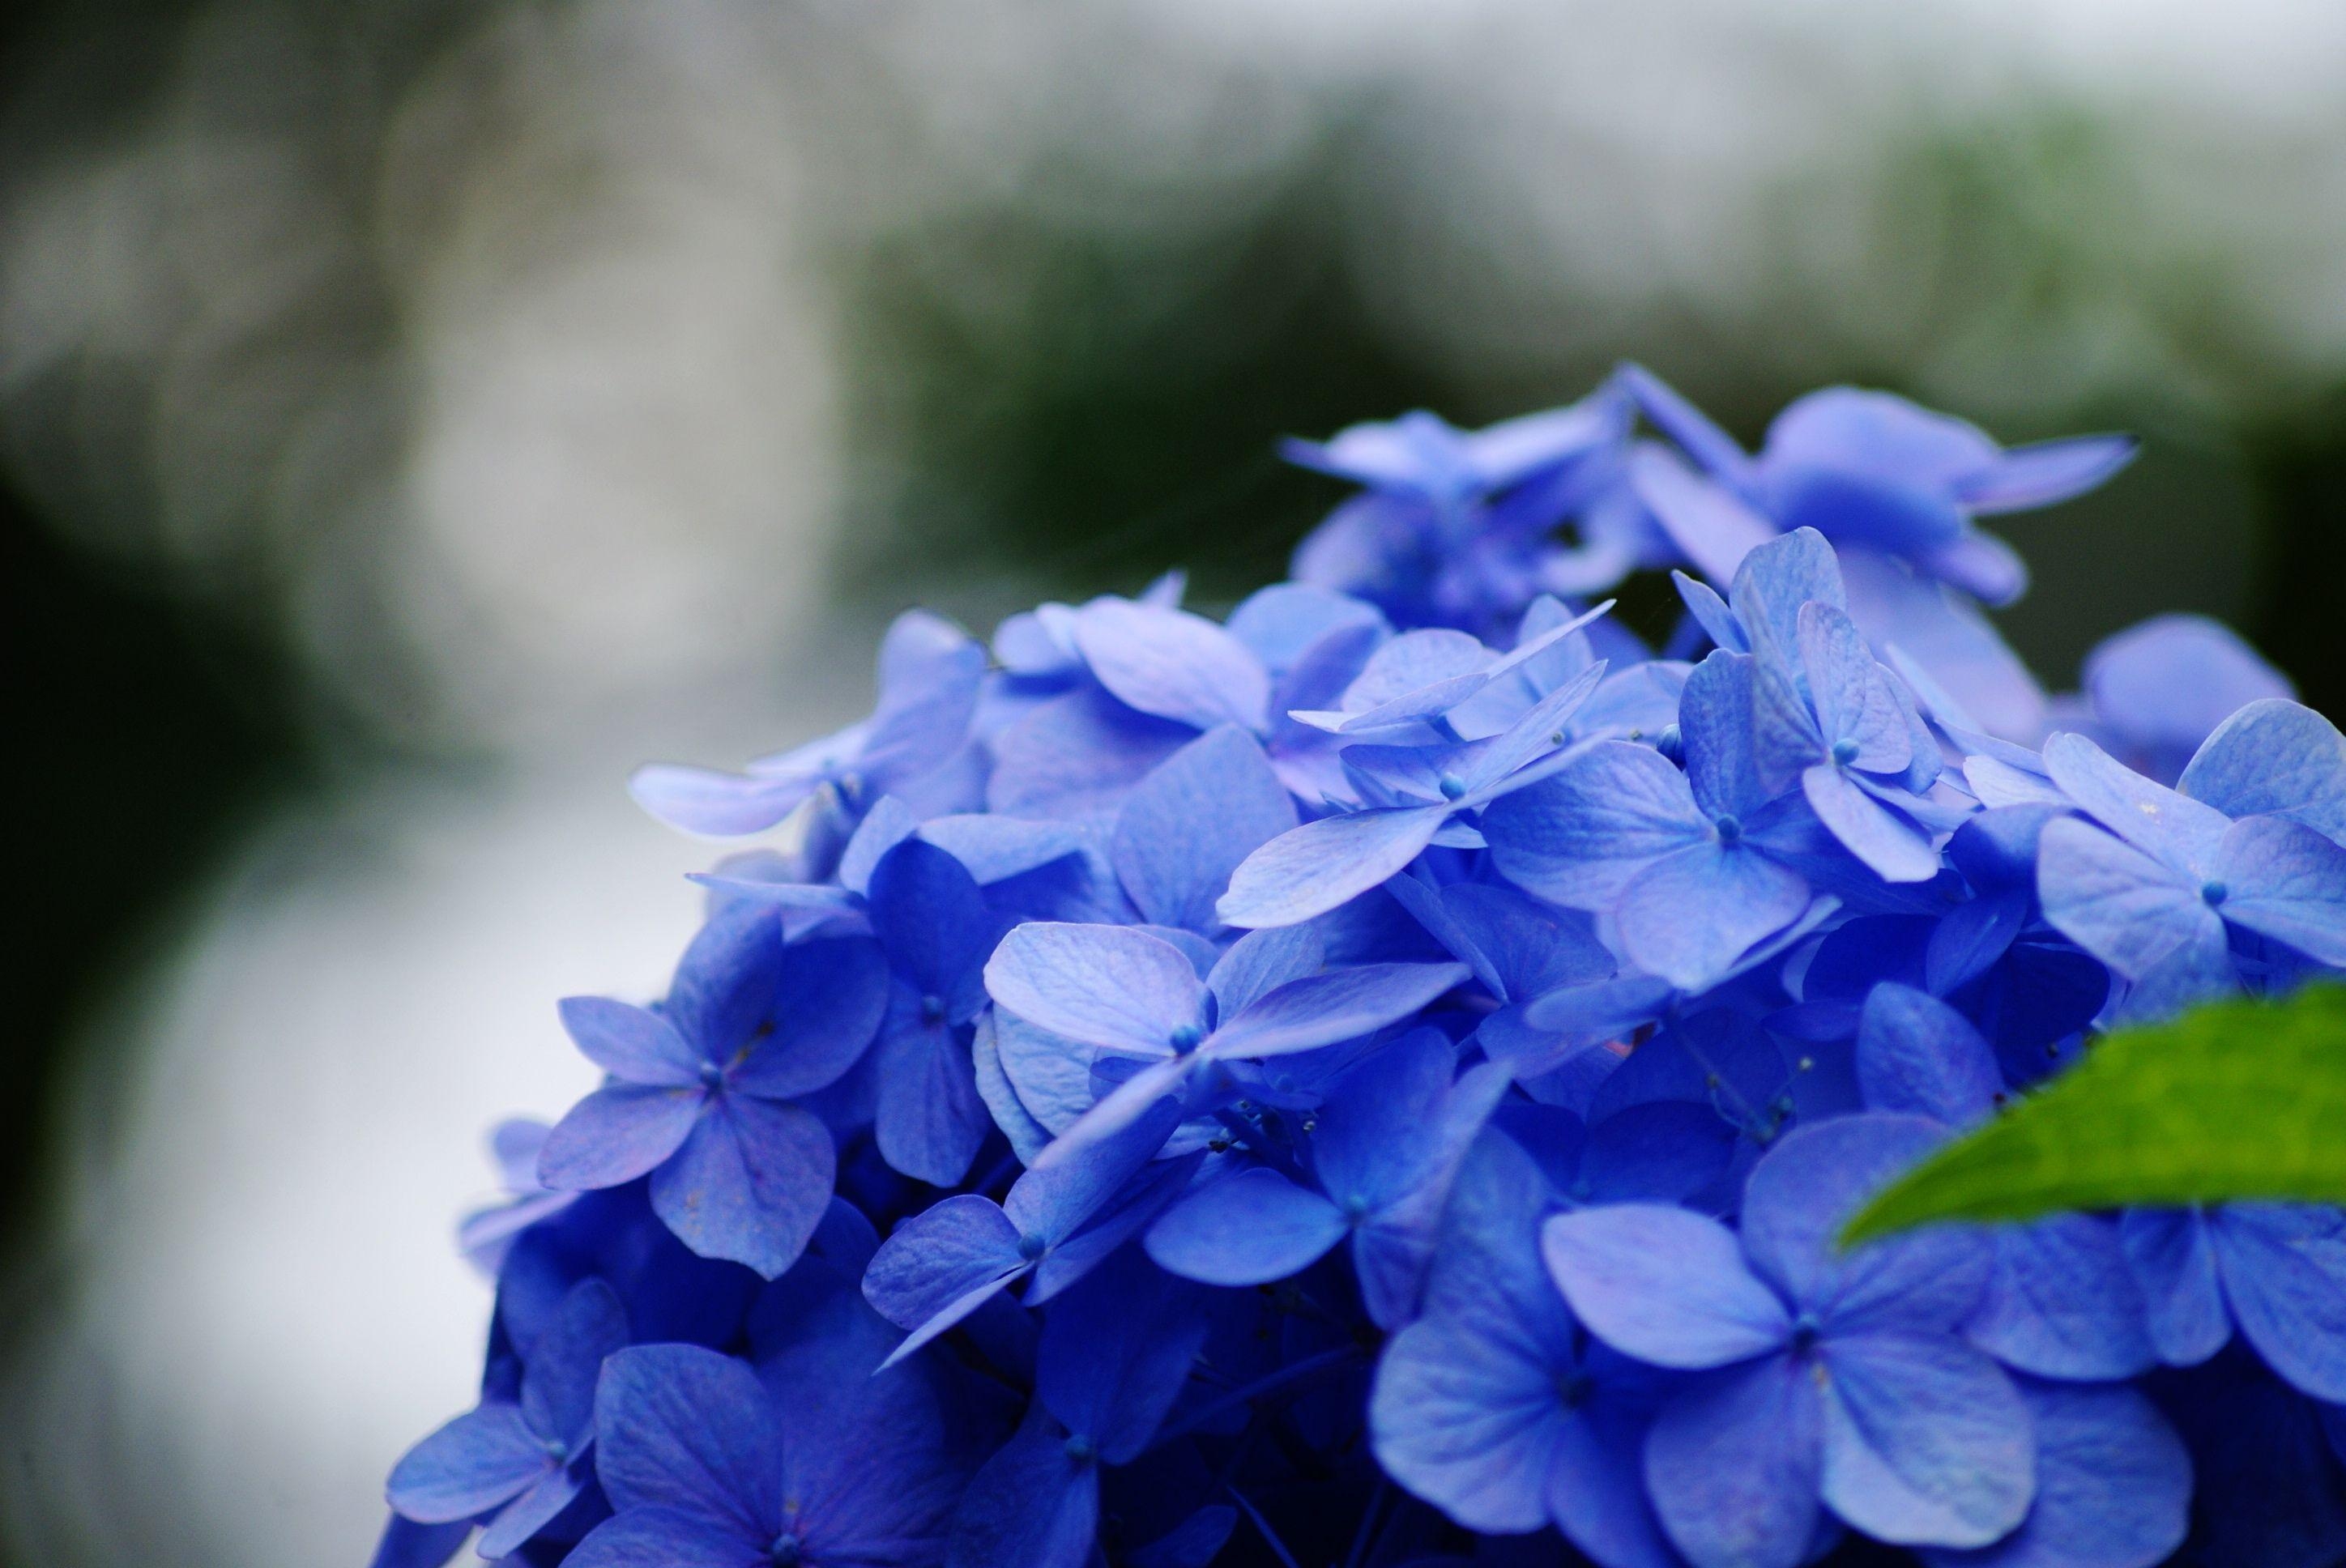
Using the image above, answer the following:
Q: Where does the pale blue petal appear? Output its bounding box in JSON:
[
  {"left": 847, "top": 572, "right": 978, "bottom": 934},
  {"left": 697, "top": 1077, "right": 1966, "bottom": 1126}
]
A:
[
  {"left": 1209, "top": 961, "right": 1468, "bottom": 1059},
  {"left": 593, "top": 1344, "right": 780, "bottom": 1526},
  {"left": 2216, "top": 814, "right": 2346, "bottom": 966},
  {"left": 1216, "top": 804, "right": 1452, "bottom": 929},
  {"left": 983, "top": 922, "right": 1205, "bottom": 1057},
  {"left": 1615, "top": 842, "right": 1812, "bottom": 991},
  {"left": 1073, "top": 599, "right": 1269, "bottom": 732},
  {"left": 1542, "top": 1204, "right": 1791, "bottom": 1369},
  {"left": 1966, "top": 1217, "right": 2157, "bottom": 1381},
  {"left": 558, "top": 997, "right": 702, "bottom": 1087},
  {"left": 1482, "top": 742, "right": 1708, "bottom": 909},
  {"left": 1111, "top": 726, "right": 1298, "bottom": 931},
  {"left": 1205, "top": 924, "right": 1325, "bottom": 1020},
  {"left": 1804, "top": 765, "right": 1940, "bottom": 883},
  {"left": 1644, "top": 1355, "right": 1824, "bottom": 1568},
  {"left": 2041, "top": 732, "right": 2227, "bottom": 874},
  {"left": 2037, "top": 817, "right": 2225, "bottom": 983},
  {"left": 2212, "top": 1204, "right": 2346, "bottom": 1403},
  {"left": 1954, "top": 434, "right": 2138, "bottom": 514},
  {"left": 2179, "top": 698, "right": 2346, "bottom": 838},
  {"left": 1819, "top": 1332, "right": 2033, "bottom": 1549},
  {"left": 629, "top": 763, "right": 820, "bottom": 838}
]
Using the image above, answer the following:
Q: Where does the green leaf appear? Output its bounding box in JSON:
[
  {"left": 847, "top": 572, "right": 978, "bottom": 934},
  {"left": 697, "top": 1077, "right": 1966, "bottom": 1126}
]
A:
[{"left": 1841, "top": 984, "right": 2346, "bottom": 1247}]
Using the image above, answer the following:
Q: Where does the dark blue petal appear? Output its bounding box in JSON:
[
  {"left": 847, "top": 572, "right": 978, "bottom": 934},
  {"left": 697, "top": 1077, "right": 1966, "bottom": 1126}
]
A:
[
  {"left": 868, "top": 838, "right": 995, "bottom": 1002},
  {"left": 727, "top": 935, "right": 889, "bottom": 1099},
  {"left": 592, "top": 1344, "right": 780, "bottom": 1528},
  {"left": 872, "top": 1012, "right": 991, "bottom": 1187},
  {"left": 565, "top": 1505, "right": 762, "bottom": 1568},
  {"left": 1036, "top": 1250, "right": 1210, "bottom": 1464},
  {"left": 520, "top": 1279, "right": 629, "bottom": 1444},
  {"left": 945, "top": 1407, "right": 1100, "bottom": 1568}
]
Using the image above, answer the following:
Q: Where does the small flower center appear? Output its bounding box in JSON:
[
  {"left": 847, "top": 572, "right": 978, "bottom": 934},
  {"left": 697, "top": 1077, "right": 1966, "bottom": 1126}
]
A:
[
  {"left": 1830, "top": 738, "right": 1860, "bottom": 765},
  {"left": 698, "top": 1060, "right": 725, "bottom": 1090},
  {"left": 2200, "top": 880, "right": 2229, "bottom": 907},
  {"left": 1341, "top": 1192, "right": 1371, "bottom": 1223},
  {"left": 1064, "top": 1434, "right": 1098, "bottom": 1466},
  {"left": 1713, "top": 813, "right": 1742, "bottom": 846},
  {"left": 1556, "top": 1370, "right": 1594, "bottom": 1409},
  {"left": 1656, "top": 724, "right": 1683, "bottom": 763},
  {"left": 919, "top": 992, "right": 946, "bottom": 1025},
  {"left": 542, "top": 1437, "right": 569, "bottom": 1464},
  {"left": 769, "top": 1533, "right": 803, "bottom": 1566},
  {"left": 1789, "top": 1312, "right": 1823, "bottom": 1353},
  {"left": 1169, "top": 1023, "right": 1205, "bottom": 1054},
  {"left": 1437, "top": 771, "right": 1469, "bottom": 802},
  {"left": 1017, "top": 1231, "right": 1048, "bottom": 1262}
]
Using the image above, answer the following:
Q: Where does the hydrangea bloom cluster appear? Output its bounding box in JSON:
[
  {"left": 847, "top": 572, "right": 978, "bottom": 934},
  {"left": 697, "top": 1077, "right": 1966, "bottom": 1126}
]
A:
[{"left": 373, "top": 368, "right": 2346, "bottom": 1568}]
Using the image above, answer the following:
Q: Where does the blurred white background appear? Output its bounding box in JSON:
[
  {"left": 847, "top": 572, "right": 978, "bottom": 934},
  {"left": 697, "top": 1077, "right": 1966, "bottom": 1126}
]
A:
[{"left": 6, "top": 2, "right": 2346, "bottom": 1564}]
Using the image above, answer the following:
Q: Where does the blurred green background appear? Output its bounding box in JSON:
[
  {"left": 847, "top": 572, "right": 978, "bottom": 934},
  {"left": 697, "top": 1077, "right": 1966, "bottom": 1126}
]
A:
[{"left": 5, "top": 2, "right": 2346, "bottom": 1564}]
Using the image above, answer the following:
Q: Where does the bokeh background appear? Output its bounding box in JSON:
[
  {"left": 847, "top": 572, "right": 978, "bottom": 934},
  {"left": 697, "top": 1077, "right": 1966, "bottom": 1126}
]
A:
[{"left": 6, "top": 2, "right": 2346, "bottom": 1565}]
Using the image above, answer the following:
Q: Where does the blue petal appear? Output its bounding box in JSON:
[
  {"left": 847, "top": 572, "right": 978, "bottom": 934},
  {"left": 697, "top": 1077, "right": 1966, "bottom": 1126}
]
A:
[
  {"left": 593, "top": 1344, "right": 780, "bottom": 1527},
  {"left": 1204, "top": 924, "right": 1325, "bottom": 1019},
  {"left": 538, "top": 1085, "right": 706, "bottom": 1191},
  {"left": 1954, "top": 433, "right": 2138, "bottom": 514},
  {"left": 1311, "top": 1029, "right": 1458, "bottom": 1212},
  {"left": 2216, "top": 814, "right": 2346, "bottom": 966},
  {"left": 663, "top": 906, "right": 783, "bottom": 1054},
  {"left": 1208, "top": 961, "right": 1467, "bottom": 1059},
  {"left": 1111, "top": 725, "right": 1298, "bottom": 932},
  {"left": 1857, "top": 983, "right": 2003, "bottom": 1125},
  {"left": 1803, "top": 764, "right": 1940, "bottom": 883},
  {"left": 1482, "top": 741, "right": 1708, "bottom": 909},
  {"left": 727, "top": 936, "right": 889, "bottom": 1099},
  {"left": 1614, "top": 841, "right": 1813, "bottom": 992},
  {"left": 1617, "top": 363, "right": 1755, "bottom": 487},
  {"left": 521, "top": 1279, "right": 629, "bottom": 1445},
  {"left": 1678, "top": 647, "right": 1771, "bottom": 820},
  {"left": 1920, "top": 1380, "right": 2187, "bottom": 1568},
  {"left": 650, "top": 1095, "right": 834, "bottom": 1278},
  {"left": 2212, "top": 1204, "right": 2346, "bottom": 1403},
  {"left": 984, "top": 923, "right": 1206, "bottom": 1058},
  {"left": 366, "top": 1515, "right": 472, "bottom": 1568},
  {"left": 1543, "top": 1203, "right": 1791, "bottom": 1369},
  {"left": 1632, "top": 444, "right": 1777, "bottom": 584},
  {"left": 1216, "top": 803, "right": 1452, "bottom": 929},
  {"left": 861, "top": 1193, "right": 1026, "bottom": 1356},
  {"left": 1367, "top": 1134, "right": 1584, "bottom": 1534},
  {"left": 2037, "top": 816, "right": 2226, "bottom": 984},
  {"left": 565, "top": 1506, "right": 762, "bottom": 1568},
  {"left": 1817, "top": 1330, "right": 2034, "bottom": 1549},
  {"left": 2118, "top": 1208, "right": 2231, "bottom": 1369},
  {"left": 386, "top": 1404, "right": 546, "bottom": 1523},
  {"left": 944, "top": 1408, "right": 1100, "bottom": 1568},
  {"left": 858, "top": 608, "right": 985, "bottom": 774},
  {"left": 1741, "top": 1114, "right": 1989, "bottom": 1331},
  {"left": 1145, "top": 1166, "right": 1347, "bottom": 1285},
  {"left": 559, "top": 997, "right": 702, "bottom": 1087},
  {"left": 867, "top": 839, "right": 994, "bottom": 1003},
  {"left": 987, "top": 688, "right": 1191, "bottom": 819},
  {"left": 1644, "top": 1354, "right": 1824, "bottom": 1568},
  {"left": 1673, "top": 568, "right": 1748, "bottom": 654},
  {"left": 629, "top": 762, "right": 821, "bottom": 837},
  {"left": 1966, "top": 1217, "right": 2156, "bottom": 1382},
  {"left": 1728, "top": 526, "right": 1847, "bottom": 662},
  {"left": 871, "top": 1012, "right": 991, "bottom": 1187},
  {"left": 1035, "top": 1251, "right": 1210, "bottom": 1464},
  {"left": 1798, "top": 602, "right": 1912, "bottom": 773},
  {"left": 1073, "top": 599, "right": 1269, "bottom": 732},
  {"left": 2179, "top": 697, "right": 2346, "bottom": 838},
  {"left": 2041, "top": 732, "right": 2227, "bottom": 874},
  {"left": 475, "top": 1460, "right": 588, "bottom": 1559}
]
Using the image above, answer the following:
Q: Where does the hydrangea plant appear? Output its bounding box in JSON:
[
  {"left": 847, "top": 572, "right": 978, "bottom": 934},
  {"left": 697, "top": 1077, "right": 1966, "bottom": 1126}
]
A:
[{"left": 371, "top": 368, "right": 2346, "bottom": 1568}]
